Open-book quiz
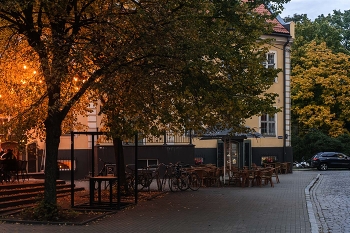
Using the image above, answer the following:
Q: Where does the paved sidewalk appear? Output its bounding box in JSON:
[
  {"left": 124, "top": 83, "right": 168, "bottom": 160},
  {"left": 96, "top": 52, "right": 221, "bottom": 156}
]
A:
[{"left": 0, "top": 171, "right": 319, "bottom": 233}]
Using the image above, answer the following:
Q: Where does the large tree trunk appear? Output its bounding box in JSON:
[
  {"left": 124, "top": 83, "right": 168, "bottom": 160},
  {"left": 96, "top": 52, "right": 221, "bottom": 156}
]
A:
[
  {"left": 113, "top": 137, "right": 127, "bottom": 192},
  {"left": 43, "top": 114, "right": 62, "bottom": 206}
]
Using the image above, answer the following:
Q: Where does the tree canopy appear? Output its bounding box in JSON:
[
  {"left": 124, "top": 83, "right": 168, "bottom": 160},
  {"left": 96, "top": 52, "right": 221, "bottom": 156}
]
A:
[
  {"left": 98, "top": 0, "right": 285, "bottom": 141},
  {"left": 288, "top": 9, "right": 350, "bottom": 137},
  {"left": 284, "top": 10, "right": 350, "bottom": 60},
  {"left": 291, "top": 41, "right": 350, "bottom": 137}
]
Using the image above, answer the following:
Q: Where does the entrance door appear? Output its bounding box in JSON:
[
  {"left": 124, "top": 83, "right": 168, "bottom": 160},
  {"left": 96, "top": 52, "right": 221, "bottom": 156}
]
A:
[
  {"left": 225, "top": 140, "right": 239, "bottom": 170},
  {"left": 243, "top": 140, "right": 252, "bottom": 168}
]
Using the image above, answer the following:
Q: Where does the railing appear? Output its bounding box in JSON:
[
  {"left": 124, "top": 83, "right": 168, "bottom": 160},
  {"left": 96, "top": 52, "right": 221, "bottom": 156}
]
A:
[{"left": 96, "top": 131, "right": 193, "bottom": 145}]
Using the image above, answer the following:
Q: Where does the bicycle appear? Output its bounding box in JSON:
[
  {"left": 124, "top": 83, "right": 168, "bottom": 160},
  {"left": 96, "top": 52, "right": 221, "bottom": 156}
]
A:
[
  {"left": 168, "top": 162, "right": 185, "bottom": 192},
  {"left": 168, "top": 162, "right": 201, "bottom": 192},
  {"left": 126, "top": 164, "right": 161, "bottom": 191},
  {"left": 168, "top": 162, "right": 188, "bottom": 192},
  {"left": 187, "top": 170, "right": 201, "bottom": 191}
]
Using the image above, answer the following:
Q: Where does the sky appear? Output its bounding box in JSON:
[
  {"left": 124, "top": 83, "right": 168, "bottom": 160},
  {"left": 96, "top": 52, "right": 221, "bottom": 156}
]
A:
[{"left": 279, "top": 0, "right": 350, "bottom": 20}]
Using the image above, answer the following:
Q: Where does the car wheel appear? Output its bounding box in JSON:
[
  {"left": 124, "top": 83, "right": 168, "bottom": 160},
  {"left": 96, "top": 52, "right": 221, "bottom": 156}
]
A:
[{"left": 319, "top": 163, "right": 328, "bottom": 171}]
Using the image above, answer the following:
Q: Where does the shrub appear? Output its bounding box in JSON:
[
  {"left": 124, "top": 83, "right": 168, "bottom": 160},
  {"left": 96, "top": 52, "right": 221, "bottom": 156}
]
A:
[{"left": 21, "top": 198, "right": 78, "bottom": 221}]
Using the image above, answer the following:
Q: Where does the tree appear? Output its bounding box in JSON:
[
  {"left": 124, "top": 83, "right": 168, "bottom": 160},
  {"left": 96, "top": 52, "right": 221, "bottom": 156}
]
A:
[
  {"left": 95, "top": 1, "right": 288, "bottom": 192},
  {"left": 286, "top": 10, "right": 350, "bottom": 160},
  {"left": 289, "top": 10, "right": 350, "bottom": 137},
  {"left": 0, "top": 0, "right": 289, "bottom": 215},
  {"left": 283, "top": 13, "right": 309, "bottom": 24},
  {"left": 325, "top": 10, "right": 350, "bottom": 53},
  {"left": 287, "top": 10, "right": 350, "bottom": 57},
  {"left": 292, "top": 130, "right": 343, "bottom": 161},
  {"left": 291, "top": 41, "right": 350, "bottom": 137},
  {"left": 99, "top": 1, "right": 283, "bottom": 132}
]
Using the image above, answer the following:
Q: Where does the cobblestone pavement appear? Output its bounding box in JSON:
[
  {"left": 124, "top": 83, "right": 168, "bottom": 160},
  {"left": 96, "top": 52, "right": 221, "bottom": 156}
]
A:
[
  {"left": 310, "top": 170, "right": 350, "bottom": 233},
  {"left": 0, "top": 170, "right": 327, "bottom": 233}
]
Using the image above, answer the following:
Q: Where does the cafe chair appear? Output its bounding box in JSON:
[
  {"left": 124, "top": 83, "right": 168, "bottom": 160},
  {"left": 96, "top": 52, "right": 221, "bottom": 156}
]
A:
[
  {"left": 280, "top": 163, "right": 288, "bottom": 174},
  {"left": 227, "top": 167, "right": 241, "bottom": 187},
  {"left": 261, "top": 169, "right": 274, "bottom": 187},
  {"left": 271, "top": 167, "right": 280, "bottom": 183},
  {"left": 211, "top": 167, "right": 223, "bottom": 187}
]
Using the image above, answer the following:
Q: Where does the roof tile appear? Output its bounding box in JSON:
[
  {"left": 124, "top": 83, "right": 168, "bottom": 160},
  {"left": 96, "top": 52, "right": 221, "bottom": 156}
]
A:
[
  {"left": 241, "top": 0, "right": 290, "bottom": 34},
  {"left": 254, "top": 4, "right": 290, "bottom": 34}
]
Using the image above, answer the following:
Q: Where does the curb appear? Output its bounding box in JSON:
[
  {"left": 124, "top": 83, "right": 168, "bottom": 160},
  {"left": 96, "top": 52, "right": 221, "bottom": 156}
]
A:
[{"left": 305, "top": 173, "right": 321, "bottom": 233}]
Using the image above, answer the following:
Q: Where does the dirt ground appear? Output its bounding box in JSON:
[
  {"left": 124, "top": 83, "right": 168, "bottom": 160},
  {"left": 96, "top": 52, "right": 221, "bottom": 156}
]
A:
[{"left": 1, "top": 189, "right": 166, "bottom": 224}]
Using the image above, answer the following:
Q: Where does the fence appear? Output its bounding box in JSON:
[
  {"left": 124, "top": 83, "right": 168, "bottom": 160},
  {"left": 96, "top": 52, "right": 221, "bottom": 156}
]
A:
[{"left": 96, "top": 131, "right": 193, "bottom": 145}]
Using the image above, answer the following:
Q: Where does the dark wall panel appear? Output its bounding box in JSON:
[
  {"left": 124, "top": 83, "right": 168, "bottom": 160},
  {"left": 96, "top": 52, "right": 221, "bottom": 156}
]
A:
[
  {"left": 58, "top": 145, "right": 195, "bottom": 180},
  {"left": 194, "top": 148, "right": 218, "bottom": 165},
  {"left": 252, "top": 146, "right": 293, "bottom": 166}
]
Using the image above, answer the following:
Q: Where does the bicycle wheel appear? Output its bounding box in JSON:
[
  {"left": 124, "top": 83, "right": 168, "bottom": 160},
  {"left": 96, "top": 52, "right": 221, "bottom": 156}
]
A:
[
  {"left": 188, "top": 172, "right": 201, "bottom": 191},
  {"left": 159, "top": 175, "right": 168, "bottom": 191},
  {"left": 139, "top": 173, "right": 152, "bottom": 189},
  {"left": 126, "top": 174, "right": 135, "bottom": 192},
  {"left": 178, "top": 174, "right": 189, "bottom": 191},
  {"left": 169, "top": 175, "right": 180, "bottom": 192}
]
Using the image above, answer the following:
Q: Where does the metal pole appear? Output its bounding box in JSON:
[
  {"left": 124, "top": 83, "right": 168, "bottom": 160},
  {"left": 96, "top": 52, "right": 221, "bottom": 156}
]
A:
[
  {"left": 70, "top": 131, "right": 75, "bottom": 208},
  {"left": 117, "top": 138, "right": 121, "bottom": 209},
  {"left": 223, "top": 138, "right": 226, "bottom": 185},
  {"left": 163, "top": 131, "right": 167, "bottom": 145},
  {"left": 92, "top": 134, "right": 95, "bottom": 177},
  {"left": 189, "top": 129, "right": 192, "bottom": 145},
  {"left": 135, "top": 133, "right": 138, "bottom": 204}
]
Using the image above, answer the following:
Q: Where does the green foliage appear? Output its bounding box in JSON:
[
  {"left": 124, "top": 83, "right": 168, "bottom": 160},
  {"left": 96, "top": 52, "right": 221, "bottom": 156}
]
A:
[
  {"left": 286, "top": 10, "right": 350, "bottom": 55},
  {"left": 291, "top": 9, "right": 350, "bottom": 157},
  {"left": 98, "top": 0, "right": 283, "bottom": 140},
  {"left": 283, "top": 13, "right": 309, "bottom": 23},
  {"left": 290, "top": 10, "right": 350, "bottom": 139},
  {"left": 291, "top": 39, "right": 350, "bottom": 137},
  {"left": 21, "top": 198, "right": 78, "bottom": 221},
  {"left": 292, "top": 130, "right": 350, "bottom": 161}
]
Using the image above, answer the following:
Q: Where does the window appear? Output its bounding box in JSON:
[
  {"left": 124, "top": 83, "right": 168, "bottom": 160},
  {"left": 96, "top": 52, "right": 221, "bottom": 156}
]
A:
[
  {"left": 263, "top": 51, "right": 277, "bottom": 82},
  {"left": 57, "top": 159, "right": 76, "bottom": 171},
  {"left": 260, "top": 113, "right": 276, "bottom": 137},
  {"left": 138, "top": 159, "right": 158, "bottom": 168},
  {"left": 265, "top": 53, "right": 276, "bottom": 69}
]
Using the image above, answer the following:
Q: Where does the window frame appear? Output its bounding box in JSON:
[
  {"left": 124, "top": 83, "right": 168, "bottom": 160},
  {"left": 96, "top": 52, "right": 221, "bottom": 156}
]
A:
[
  {"left": 260, "top": 112, "right": 277, "bottom": 137},
  {"left": 263, "top": 50, "right": 278, "bottom": 83}
]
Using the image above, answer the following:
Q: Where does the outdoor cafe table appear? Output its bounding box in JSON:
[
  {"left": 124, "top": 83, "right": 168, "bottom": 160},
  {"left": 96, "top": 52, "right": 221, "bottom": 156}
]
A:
[{"left": 89, "top": 176, "right": 118, "bottom": 206}]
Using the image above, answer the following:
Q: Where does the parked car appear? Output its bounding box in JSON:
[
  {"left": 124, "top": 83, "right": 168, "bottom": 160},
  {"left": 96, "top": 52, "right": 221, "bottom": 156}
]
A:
[
  {"left": 57, "top": 161, "right": 70, "bottom": 170},
  {"left": 311, "top": 152, "right": 350, "bottom": 170},
  {"left": 294, "top": 161, "right": 310, "bottom": 168}
]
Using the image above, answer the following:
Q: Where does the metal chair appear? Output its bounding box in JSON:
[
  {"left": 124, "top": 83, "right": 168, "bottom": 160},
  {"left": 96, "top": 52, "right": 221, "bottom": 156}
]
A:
[{"left": 18, "top": 160, "right": 29, "bottom": 181}]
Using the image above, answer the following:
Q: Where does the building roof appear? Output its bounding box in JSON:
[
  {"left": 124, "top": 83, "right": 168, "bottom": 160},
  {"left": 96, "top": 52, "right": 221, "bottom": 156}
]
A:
[
  {"left": 254, "top": 4, "right": 290, "bottom": 34},
  {"left": 241, "top": 0, "right": 290, "bottom": 35}
]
